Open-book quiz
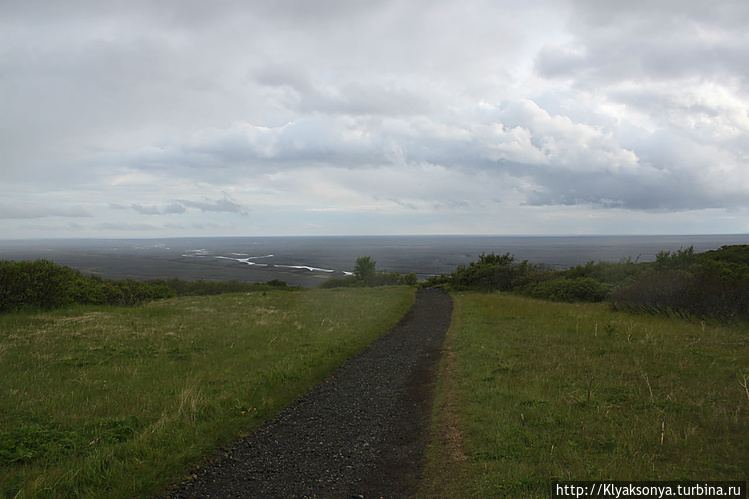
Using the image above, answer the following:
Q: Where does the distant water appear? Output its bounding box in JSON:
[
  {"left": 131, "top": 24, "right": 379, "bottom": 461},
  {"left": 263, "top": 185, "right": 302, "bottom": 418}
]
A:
[{"left": 1, "top": 234, "right": 748, "bottom": 288}]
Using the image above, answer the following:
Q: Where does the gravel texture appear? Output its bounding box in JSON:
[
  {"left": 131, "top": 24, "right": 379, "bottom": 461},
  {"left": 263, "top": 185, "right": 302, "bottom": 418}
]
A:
[{"left": 164, "top": 288, "right": 453, "bottom": 498}]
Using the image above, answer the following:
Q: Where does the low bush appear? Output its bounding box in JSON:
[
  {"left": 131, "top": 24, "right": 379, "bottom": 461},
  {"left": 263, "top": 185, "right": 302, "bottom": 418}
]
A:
[
  {"left": 564, "top": 257, "right": 642, "bottom": 283},
  {"left": 608, "top": 246, "right": 749, "bottom": 323},
  {"left": 426, "top": 245, "right": 749, "bottom": 323},
  {"left": 0, "top": 260, "right": 78, "bottom": 311},
  {"left": 523, "top": 276, "right": 611, "bottom": 302},
  {"left": 318, "top": 276, "right": 359, "bottom": 289},
  {"left": 319, "top": 257, "right": 417, "bottom": 289},
  {"left": 610, "top": 267, "right": 749, "bottom": 324},
  {"left": 145, "top": 278, "right": 297, "bottom": 296},
  {"left": 0, "top": 260, "right": 298, "bottom": 313},
  {"left": 0, "top": 260, "right": 166, "bottom": 312}
]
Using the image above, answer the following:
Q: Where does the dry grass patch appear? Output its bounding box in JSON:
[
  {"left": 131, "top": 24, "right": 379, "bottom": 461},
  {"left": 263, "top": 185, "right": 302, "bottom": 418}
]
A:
[{"left": 420, "top": 298, "right": 469, "bottom": 499}]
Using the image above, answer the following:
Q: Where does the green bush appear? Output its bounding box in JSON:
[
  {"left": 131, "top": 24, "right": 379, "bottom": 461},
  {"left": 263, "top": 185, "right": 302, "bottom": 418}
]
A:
[
  {"left": 319, "top": 258, "right": 417, "bottom": 289},
  {"left": 523, "top": 277, "right": 611, "bottom": 302},
  {"left": 1, "top": 260, "right": 305, "bottom": 313},
  {"left": 611, "top": 266, "right": 749, "bottom": 324},
  {"left": 402, "top": 272, "right": 418, "bottom": 286},
  {"left": 0, "top": 260, "right": 76, "bottom": 312},
  {"left": 318, "top": 276, "right": 359, "bottom": 289},
  {"left": 439, "top": 253, "right": 558, "bottom": 293},
  {"left": 654, "top": 246, "right": 697, "bottom": 271},
  {"left": 564, "top": 258, "right": 642, "bottom": 284},
  {"left": 449, "top": 252, "right": 517, "bottom": 290},
  {"left": 429, "top": 245, "right": 749, "bottom": 321},
  {"left": 145, "top": 278, "right": 296, "bottom": 296},
  {"left": 0, "top": 260, "right": 178, "bottom": 313}
]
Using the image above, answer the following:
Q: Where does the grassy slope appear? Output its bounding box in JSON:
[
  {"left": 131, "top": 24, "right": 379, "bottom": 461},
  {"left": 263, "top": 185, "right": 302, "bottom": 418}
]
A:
[
  {"left": 0, "top": 287, "right": 414, "bottom": 498},
  {"left": 426, "top": 292, "right": 748, "bottom": 498}
]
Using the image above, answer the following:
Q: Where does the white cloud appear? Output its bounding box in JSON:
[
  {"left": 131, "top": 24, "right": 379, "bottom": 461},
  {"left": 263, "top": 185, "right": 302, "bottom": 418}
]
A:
[
  {"left": 1, "top": 0, "right": 748, "bottom": 238},
  {"left": 123, "top": 196, "right": 246, "bottom": 216},
  {"left": 0, "top": 203, "right": 91, "bottom": 220}
]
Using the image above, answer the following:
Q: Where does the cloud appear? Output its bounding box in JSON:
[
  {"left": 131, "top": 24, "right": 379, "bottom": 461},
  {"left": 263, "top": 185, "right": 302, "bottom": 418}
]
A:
[
  {"left": 253, "top": 66, "right": 433, "bottom": 117},
  {"left": 113, "top": 93, "right": 747, "bottom": 215},
  {"left": 537, "top": 0, "right": 749, "bottom": 84},
  {"left": 131, "top": 204, "right": 163, "bottom": 216},
  {"left": 527, "top": 0, "right": 749, "bottom": 213},
  {"left": 1, "top": 0, "right": 748, "bottom": 238},
  {"left": 176, "top": 197, "right": 246, "bottom": 214},
  {"left": 0, "top": 203, "right": 91, "bottom": 220},
  {"left": 96, "top": 222, "right": 164, "bottom": 232},
  {"left": 164, "top": 202, "right": 188, "bottom": 214},
  {"left": 120, "top": 196, "right": 246, "bottom": 216}
]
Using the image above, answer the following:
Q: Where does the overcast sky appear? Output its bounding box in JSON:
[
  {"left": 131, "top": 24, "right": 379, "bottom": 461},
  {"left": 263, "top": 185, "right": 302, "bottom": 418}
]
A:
[{"left": 2, "top": 0, "right": 748, "bottom": 239}]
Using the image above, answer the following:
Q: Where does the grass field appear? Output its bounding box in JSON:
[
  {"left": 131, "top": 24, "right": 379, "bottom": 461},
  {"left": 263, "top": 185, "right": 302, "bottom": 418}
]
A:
[
  {"left": 0, "top": 287, "right": 414, "bottom": 498},
  {"left": 424, "top": 292, "right": 749, "bottom": 498}
]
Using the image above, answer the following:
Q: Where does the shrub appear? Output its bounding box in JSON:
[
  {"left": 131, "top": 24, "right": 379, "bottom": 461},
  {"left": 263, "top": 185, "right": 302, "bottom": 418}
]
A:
[
  {"left": 610, "top": 270, "right": 693, "bottom": 318},
  {"left": 0, "top": 260, "right": 178, "bottom": 313},
  {"left": 564, "top": 258, "right": 642, "bottom": 284},
  {"left": 402, "top": 273, "right": 418, "bottom": 286},
  {"left": 318, "top": 276, "right": 359, "bottom": 289},
  {"left": 610, "top": 266, "right": 748, "bottom": 324},
  {"left": 523, "top": 277, "right": 611, "bottom": 302},
  {"left": 320, "top": 258, "right": 418, "bottom": 289},
  {"left": 449, "top": 252, "right": 517, "bottom": 291},
  {"left": 654, "top": 246, "right": 697, "bottom": 271},
  {"left": 0, "top": 260, "right": 76, "bottom": 312},
  {"left": 146, "top": 278, "right": 295, "bottom": 296}
]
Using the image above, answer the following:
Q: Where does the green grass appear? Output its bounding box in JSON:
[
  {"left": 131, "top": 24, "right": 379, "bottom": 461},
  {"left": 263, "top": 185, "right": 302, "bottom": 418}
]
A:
[
  {"left": 443, "top": 292, "right": 749, "bottom": 497},
  {"left": 0, "top": 287, "right": 414, "bottom": 498}
]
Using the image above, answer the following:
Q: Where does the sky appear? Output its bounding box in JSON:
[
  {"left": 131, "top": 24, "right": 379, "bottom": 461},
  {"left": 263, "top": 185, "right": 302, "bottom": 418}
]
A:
[{"left": 2, "top": 0, "right": 748, "bottom": 239}]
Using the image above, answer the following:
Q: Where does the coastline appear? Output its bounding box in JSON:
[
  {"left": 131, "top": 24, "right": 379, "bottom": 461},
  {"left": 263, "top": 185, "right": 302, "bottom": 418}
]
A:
[{"left": 1, "top": 234, "right": 747, "bottom": 288}]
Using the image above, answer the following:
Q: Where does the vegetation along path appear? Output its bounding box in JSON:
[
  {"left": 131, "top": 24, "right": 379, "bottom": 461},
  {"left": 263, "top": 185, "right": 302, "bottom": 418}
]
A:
[{"left": 166, "top": 288, "right": 453, "bottom": 498}]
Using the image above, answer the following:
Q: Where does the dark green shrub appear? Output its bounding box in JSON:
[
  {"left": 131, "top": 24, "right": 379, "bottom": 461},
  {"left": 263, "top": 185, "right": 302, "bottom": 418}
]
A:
[
  {"left": 654, "top": 246, "right": 697, "bottom": 271},
  {"left": 266, "top": 279, "right": 288, "bottom": 287},
  {"left": 320, "top": 257, "right": 418, "bottom": 289},
  {"left": 422, "top": 274, "right": 450, "bottom": 288},
  {"left": 402, "top": 273, "right": 418, "bottom": 286},
  {"left": 145, "top": 278, "right": 295, "bottom": 296},
  {"left": 450, "top": 252, "right": 517, "bottom": 290},
  {"left": 610, "top": 266, "right": 748, "bottom": 324},
  {"left": 0, "top": 260, "right": 77, "bottom": 312},
  {"left": 610, "top": 270, "right": 693, "bottom": 318},
  {"left": 372, "top": 272, "right": 404, "bottom": 286},
  {"left": 524, "top": 277, "right": 611, "bottom": 302},
  {"left": 565, "top": 258, "right": 642, "bottom": 284},
  {"left": 318, "top": 276, "right": 359, "bottom": 289},
  {"left": 0, "top": 259, "right": 178, "bottom": 312}
]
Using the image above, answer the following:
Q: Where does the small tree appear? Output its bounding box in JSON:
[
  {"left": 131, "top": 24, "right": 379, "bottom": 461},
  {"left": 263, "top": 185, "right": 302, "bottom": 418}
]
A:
[{"left": 353, "top": 256, "right": 377, "bottom": 284}]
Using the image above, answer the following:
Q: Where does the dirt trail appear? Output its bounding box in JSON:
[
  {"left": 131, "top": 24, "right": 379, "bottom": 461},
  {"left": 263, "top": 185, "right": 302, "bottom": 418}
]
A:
[{"left": 165, "top": 288, "right": 453, "bottom": 498}]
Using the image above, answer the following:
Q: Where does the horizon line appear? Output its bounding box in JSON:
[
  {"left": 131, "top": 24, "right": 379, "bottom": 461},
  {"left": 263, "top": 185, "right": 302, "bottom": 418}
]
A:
[{"left": 1, "top": 232, "right": 748, "bottom": 243}]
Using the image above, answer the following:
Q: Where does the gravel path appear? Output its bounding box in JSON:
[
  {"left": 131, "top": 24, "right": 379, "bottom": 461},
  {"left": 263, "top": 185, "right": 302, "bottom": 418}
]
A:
[{"left": 165, "top": 288, "right": 453, "bottom": 498}]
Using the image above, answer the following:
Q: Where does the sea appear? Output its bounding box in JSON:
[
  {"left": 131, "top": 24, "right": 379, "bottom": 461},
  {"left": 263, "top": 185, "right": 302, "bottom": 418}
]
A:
[{"left": 1, "top": 234, "right": 748, "bottom": 288}]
